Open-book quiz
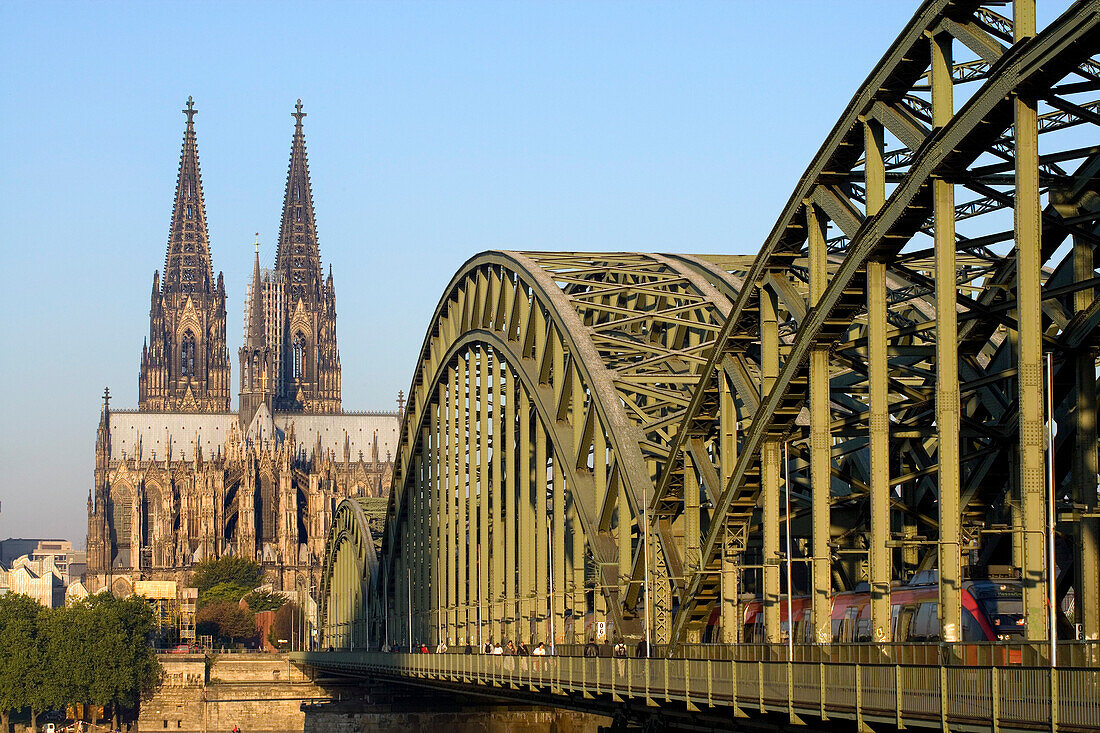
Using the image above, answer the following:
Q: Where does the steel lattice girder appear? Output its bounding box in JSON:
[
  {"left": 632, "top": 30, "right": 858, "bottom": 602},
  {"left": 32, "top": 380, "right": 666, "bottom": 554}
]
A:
[
  {"left": 318, "top": 498, "right": 380, "bottom": 649},
  {"left": 658, "top": 0, "right": 1100, "bottom": 648},
  {"left": 317, "top": 0, "right": 1100, "bottom": 655},
  {"left": 378, "top": 252, "right": 752, "bottom": 646}
]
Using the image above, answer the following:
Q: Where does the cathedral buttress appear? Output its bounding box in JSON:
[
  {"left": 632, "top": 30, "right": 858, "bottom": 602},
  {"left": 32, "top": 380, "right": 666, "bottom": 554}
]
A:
[
  {"left": 87, "top": 388, "right": 112, "bottom": 579},
  {"left": 139, "top": 97, "right": 232, "bottom": 412}
]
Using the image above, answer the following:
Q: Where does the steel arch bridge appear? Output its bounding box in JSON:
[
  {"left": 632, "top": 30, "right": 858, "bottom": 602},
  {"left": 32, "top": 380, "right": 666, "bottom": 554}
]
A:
[{"left": 305, "top": 1, "right": 1100, "bottom": 729}]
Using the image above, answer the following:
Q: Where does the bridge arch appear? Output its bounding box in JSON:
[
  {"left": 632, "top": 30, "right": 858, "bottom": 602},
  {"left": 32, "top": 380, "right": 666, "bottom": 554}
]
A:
[
  {"left": 318, "top": 497, "right": 379, "bottom": 650},
  {"left": 317, "top": 0, "right": 1100, "bottom": 656},
  {"left": 375, "top": 251, "right": 759, "bottom": 648}
]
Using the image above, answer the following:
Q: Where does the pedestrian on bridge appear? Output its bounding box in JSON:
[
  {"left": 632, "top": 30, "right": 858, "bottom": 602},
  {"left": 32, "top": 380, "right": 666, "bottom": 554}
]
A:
[
  {"left": 635, "top": 638, "right": 649, "bottom": 658},
  {"left": 436, "top": 640, "right": 448, "bottom": 653},
  {"left": 584, "top": 637, "right": 600, "bottom": 658}
]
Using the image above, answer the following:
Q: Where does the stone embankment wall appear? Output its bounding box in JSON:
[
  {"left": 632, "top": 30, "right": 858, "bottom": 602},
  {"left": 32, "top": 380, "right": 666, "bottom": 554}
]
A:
[{"left": 139, "top": 653, "right": 329, "bottom": 732}]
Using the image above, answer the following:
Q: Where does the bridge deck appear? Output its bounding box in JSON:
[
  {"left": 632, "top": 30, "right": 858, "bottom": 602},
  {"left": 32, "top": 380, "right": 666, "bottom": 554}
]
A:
[{"left": 294, "top": 651, "right": 1100, "bottom": 732}]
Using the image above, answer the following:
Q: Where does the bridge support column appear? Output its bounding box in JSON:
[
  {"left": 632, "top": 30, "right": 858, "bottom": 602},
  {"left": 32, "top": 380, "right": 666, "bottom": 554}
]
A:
[
  {"left": 932, "top": 28, "right": 962, "bottom": 645},
  {"left": 478, "top": 347, "right": 491, "bottom": 647},
  {"left": 505, "top": 367, "right": 518, "bottom": 644},
  {"left": 457, "top": 359, "right": 470, "bottom": 647},
  {"left": 1073, "top": 235, "right": 1099, "bottom": 640},
  {"left": 520, "top": 386, "right": 535, "bottom": 645},
  {"left": 492, "top": 351, "right": 505, "bottom": 644},
  {"left": 571, "top": 496, "right": 586, "bottom": 643},
  {"left": 720, "top": 364, "right": 739, "bottom": 643},
  {"left": 1013, "top": 0, "right": 1050, "bottom": 644},
  {"left": 535, "top": 414, "right": 549, "bottom": 645},
  {"left": 865, "top": 117, "right": 891, "bottom": 645},
  {"left": 761, "top": 284, "right": 782, "bottom": 645},
  {"left": 684, "top": 451, "right": 701, "bottom": 641},
  {"left": 553, "top": 456, "right": 567, "bottom": 647},
  {"left": 807, "top": 203, "right": 833, "bottom": 644},
  {"left": 447, "top": 367, "right": 458, "bottom": 645}
]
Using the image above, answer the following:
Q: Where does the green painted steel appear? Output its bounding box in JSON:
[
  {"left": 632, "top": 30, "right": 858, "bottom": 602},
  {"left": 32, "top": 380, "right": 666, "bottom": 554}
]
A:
[{"left": 310, "top": 0, "right": 1100, "bottom": 728}]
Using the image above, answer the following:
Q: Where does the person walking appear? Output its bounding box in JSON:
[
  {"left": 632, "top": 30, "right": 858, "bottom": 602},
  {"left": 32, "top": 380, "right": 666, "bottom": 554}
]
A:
[
  {"left": 613, "top": 637, "right": 627, "bottom": 676},
  {"left": 584, "top": 637, "right": 599, "bottom": 657},
  {"left": 635, "top": 638, "right": 649, "bottom": 658}
]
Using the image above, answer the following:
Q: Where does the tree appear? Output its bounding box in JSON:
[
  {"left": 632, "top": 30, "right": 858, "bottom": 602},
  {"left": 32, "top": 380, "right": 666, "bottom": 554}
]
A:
[
  {"left": 196, "top": 602, "right": 255, "bottom": 645},
  {"left": 42, "top": 593, "right": 160, "bottom": 729},
  {"left": 84, "top": 593, "right": 160, "bottom": 727},
  {"left": 190, "top": 558, "right": 265, "bottom": 610},
  {"left": 0, "top": 594, "right": 46, "bottom": 732},
  {"left": 200, "top": 581, "right": 252, "bottom": 608},
  {"left": 190, "top": 557, "right": 264, "bottom": 596},
  {"left": 243, "top": 588, "right": 287, "bottom": 612}
]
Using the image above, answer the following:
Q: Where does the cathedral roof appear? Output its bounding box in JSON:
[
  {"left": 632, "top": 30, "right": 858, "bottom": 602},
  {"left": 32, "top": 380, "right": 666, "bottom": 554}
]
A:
[{"left": 107, "top": 410, "right": 400, "bottom": 464}]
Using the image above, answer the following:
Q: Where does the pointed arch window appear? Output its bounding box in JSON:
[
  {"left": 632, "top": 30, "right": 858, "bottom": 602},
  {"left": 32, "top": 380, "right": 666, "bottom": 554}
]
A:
[
  {"left": 293, "top": 333, "right": 306, "bottom": 379},
  {"left": 181, "top": 331, "right": 196, "bottom": 377},
  {"left": 252, "top": 352, "right": 260, "bottom": 390}
]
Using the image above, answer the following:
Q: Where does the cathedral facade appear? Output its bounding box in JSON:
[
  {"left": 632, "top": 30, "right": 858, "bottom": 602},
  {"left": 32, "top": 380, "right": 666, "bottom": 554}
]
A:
[{"left": 87, "top": 99, "right": 399, "bottom": 597}]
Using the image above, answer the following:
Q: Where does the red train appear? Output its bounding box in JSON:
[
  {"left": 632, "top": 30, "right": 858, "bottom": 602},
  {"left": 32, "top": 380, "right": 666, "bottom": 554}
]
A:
[{"left": 739, "top": 577, "right": 1025, "bottom": 643}]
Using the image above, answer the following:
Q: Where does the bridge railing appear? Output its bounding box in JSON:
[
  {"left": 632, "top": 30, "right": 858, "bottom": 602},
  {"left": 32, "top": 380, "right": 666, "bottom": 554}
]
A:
[
  {"left": 551, "top": 641, "right": 1100, "bottom": 667},
  {"left": 297, "top": 650, "right": 1100, "bottom": 731}
]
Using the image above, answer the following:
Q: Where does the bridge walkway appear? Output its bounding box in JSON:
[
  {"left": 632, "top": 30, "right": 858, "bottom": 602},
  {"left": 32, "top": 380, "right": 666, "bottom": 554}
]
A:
[{"left": 293, "top": 649, "right": 1100, "bottom": 732}]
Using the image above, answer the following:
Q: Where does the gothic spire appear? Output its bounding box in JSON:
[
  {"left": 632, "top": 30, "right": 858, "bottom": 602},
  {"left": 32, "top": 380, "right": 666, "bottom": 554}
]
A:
[
  {"left": 245, "top": 236, "right": 266, "bottom": 348},
  {"left": 275, "top": 99, "right": 322, "bottom": 302},
  {"left": 163, "top": 96, "right": 214, "bottom": 294}
]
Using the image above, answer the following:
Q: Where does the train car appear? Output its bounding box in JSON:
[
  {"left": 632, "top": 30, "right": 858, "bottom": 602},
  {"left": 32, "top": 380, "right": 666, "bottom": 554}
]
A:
[{"left": 736, "top": 577, "right": 1025, "bottom": 645}]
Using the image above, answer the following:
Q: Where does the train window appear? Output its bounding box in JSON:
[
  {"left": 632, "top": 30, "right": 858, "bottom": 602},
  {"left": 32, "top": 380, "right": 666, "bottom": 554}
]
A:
[
  {"left": 856, "top": 605, "right": 872, "bottom": 642},
  {"left": 890, "top": 604, "right": 901, "bottom": 640},
  {"left": 912, "top": 602, "right": 940, "bottom": 642},
  {"left": 896, "top": 604, "right": 918, "bottom": 641},
  {"left": 831, "top": 618, "right": 843, "bottom": 643}
]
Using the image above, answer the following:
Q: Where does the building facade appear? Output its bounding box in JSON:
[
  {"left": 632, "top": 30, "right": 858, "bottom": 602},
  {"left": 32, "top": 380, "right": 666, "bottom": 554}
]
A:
[{"left": 87, "top": 98, "right": 399, "bottom": 597}]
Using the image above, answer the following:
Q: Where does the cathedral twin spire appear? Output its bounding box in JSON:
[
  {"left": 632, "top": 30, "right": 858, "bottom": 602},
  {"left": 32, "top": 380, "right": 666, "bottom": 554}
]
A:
[
  {"left": 275, "top": 100, "right": 324, "bottom": 303},
  {"left": 141, "top": 98, "right": 340, "bottom": 418},
  {"left": 163, "top": 97, "right": 214, "bottom": 295}
]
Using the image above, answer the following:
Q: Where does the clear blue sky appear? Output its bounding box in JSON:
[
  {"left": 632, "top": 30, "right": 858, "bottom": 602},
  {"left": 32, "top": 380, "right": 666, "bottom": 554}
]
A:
[{"left": 0, "top": 1, "right": 964, "bottom": 546}]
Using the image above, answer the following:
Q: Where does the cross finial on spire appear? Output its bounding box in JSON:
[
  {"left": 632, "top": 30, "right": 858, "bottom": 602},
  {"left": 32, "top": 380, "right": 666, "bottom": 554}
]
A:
[
  {"left": 183, "top": 96, "right": 197, "bottom": 125},
  {"left": 293, "top": 99, "right": 306, "bottom": 128},
  {"left": 103, "top": 386, "right": 111, "bottom": 411},
  {"left": 254, "top": 233, "right": 260, "bottom": 257}
]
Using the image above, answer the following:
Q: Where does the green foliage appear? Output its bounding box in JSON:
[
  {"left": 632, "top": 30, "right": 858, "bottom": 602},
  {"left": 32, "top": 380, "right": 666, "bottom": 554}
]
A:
[
  {"left": 243, "top": 588, "right": 287, "bottom": 612},
  {"left": 199, "top": 581, "right": 252, "bottom": 608},
  {"left": 0, "top": 594, "right": 47, "bottom": 723},
  {"left": 190, "top": 557, "right": 264, "bottom": 609},
  {"left": 195, "top": 602, "right": 255, "bottom": 644},
  {"left": 0, "top": 592, "right": 160, "bottom": 726},
  {"left": 189, "top": 557, "right": 264, "bottom": 595}
]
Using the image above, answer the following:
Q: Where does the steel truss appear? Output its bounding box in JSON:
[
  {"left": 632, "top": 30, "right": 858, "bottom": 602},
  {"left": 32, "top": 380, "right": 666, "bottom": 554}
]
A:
[{"left": 319, "top": 0, "right": 1100, "bottom": 658}]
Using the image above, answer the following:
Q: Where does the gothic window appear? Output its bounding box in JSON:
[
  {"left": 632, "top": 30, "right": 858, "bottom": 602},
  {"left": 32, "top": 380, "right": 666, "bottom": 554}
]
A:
[
  {"left": 252, "top": 352, "right": 260, "bottom": 390},
  {"left": 181, "top": 331, "right": 196, "bottom": 377},
  {"left": 243, "top": 359, "right": 250, "bottom": 391},
  {"left": 258, "top": 475, "right": 276, "bottom": 543},
  {"left": 295, "top": 206, "right": 302, "bottom": 222},
  {"left": 293, "top": 333, "right": 306, "bottom": 379}
]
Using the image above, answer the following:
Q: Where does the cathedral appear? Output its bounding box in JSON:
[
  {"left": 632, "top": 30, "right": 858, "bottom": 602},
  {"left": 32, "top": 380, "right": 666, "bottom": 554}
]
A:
[{"left": 86, "top": 98, "right": 400, "bottom": 597}]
